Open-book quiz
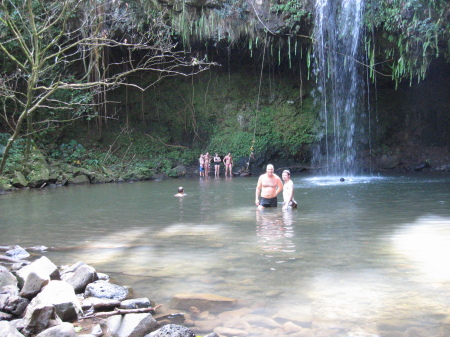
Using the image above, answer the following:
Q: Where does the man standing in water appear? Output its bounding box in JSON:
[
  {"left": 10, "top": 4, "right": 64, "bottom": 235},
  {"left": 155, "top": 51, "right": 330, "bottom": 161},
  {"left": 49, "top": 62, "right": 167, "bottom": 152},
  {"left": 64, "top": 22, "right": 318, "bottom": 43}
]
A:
[
  {"left": 282, "top": 170, "right": 297, "bottom": 210},
  {"left": 255, "top": 164, "right": 283, "bottom": 210}
]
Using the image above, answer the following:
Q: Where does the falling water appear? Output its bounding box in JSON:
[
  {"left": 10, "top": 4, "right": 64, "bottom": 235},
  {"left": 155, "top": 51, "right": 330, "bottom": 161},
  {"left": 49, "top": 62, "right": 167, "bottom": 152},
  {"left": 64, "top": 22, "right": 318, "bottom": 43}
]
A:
[{"left": 312, "top": 0, "right": 366, "bottom": 175}]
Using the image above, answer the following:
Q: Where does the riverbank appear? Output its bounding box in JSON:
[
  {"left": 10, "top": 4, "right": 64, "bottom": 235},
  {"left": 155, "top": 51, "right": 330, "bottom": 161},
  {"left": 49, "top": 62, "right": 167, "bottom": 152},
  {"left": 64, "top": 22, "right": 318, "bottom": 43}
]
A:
[{"left": 1, "top": 140, "right": 449, "bottom": 194}]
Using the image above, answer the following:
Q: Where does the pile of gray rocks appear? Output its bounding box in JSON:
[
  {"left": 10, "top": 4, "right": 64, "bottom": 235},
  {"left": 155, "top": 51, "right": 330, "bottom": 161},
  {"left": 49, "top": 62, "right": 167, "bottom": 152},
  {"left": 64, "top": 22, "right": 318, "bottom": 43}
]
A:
[{"left": 0, "top": 245, "right": 218, "bottom": 337}]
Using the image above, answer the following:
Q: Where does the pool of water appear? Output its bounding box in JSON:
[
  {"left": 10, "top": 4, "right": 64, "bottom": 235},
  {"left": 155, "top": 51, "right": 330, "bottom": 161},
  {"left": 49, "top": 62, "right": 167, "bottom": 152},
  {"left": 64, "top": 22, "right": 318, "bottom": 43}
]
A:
[{"left": 1, "top": 172, "right": 450, "bottom": 336}]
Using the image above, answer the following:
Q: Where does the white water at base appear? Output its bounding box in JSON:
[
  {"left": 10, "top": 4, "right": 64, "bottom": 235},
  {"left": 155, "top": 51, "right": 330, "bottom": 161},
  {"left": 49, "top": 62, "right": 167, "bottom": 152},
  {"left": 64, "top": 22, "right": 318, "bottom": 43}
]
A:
[{"left": 312, "top": 0, "right": 366, "bottom": 176}]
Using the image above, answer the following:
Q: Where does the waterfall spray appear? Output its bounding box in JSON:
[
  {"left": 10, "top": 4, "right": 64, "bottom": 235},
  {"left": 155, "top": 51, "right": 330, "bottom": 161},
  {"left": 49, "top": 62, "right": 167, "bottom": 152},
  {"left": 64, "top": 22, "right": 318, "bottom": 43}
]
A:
[{"left": 312, "top": 0, "right": 366, "bottom": 176}]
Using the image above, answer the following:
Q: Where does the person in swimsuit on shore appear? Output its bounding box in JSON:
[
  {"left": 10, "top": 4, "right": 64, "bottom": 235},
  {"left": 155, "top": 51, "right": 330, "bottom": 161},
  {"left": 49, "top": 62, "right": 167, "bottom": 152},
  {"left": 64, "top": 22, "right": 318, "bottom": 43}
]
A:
[
  {"left": 213, "top": 153, "right": 221, "bottom": 177},
  {"left": 223, "top": 153, "right": 233, "bottom": 177},
  {"left": 255, "top": 164, "right": 283, "bottom": 210}
]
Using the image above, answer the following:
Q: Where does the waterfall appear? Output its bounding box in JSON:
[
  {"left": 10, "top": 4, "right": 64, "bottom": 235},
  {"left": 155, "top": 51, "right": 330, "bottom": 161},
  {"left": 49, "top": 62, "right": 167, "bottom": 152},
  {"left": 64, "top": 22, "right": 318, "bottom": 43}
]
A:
[{"left": 312, "top": 0, "right": 366, "bottom": 176}]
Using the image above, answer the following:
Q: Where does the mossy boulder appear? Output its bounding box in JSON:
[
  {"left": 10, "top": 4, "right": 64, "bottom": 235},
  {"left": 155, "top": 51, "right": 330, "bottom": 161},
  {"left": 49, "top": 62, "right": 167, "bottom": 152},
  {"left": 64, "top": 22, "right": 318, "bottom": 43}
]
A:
[{"left": 11, "top": 171, "right": 28, "bottom": 188}]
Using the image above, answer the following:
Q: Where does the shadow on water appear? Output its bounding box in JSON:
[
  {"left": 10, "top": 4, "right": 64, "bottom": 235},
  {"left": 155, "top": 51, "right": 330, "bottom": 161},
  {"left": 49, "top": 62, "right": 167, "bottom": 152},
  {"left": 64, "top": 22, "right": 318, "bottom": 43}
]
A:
[{"left": 1, "top": 172, "right": 450, "bottom": 335}]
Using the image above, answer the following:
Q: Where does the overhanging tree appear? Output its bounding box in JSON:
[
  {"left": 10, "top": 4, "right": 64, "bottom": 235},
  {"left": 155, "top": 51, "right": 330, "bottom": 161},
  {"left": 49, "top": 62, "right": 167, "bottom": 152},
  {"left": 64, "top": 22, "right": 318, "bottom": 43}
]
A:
[{"left": 0, "top": 0, "right": 214, "bottom": 174}]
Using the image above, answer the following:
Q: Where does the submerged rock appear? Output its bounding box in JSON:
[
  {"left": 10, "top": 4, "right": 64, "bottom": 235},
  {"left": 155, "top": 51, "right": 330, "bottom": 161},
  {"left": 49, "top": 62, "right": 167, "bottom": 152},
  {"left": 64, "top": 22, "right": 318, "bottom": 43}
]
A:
[{"left": 169, "top": 293, "right": 238, "bottom": 312}]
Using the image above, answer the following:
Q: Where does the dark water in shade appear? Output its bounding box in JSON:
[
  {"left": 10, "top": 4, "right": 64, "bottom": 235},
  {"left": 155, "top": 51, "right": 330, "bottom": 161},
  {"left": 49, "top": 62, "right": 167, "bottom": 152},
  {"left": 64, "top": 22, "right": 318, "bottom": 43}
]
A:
[{"left": 1, "top": 172, "right": 450, "bottom": 335}]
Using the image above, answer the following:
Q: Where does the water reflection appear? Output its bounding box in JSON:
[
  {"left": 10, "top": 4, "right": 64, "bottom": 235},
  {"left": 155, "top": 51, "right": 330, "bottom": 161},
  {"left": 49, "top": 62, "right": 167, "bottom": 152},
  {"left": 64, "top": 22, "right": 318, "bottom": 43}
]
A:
[{"left": 256, "top": 209, "right": 296, "bottom": 254}]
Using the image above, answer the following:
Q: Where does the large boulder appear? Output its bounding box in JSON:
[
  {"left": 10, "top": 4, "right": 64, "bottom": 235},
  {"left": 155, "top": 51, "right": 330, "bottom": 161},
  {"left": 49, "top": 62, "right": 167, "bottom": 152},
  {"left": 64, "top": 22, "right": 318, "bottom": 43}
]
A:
[
  {"left": 27, "top": 165, "right": 50, "bottom": 188},
  {"left": 16, "top": 256, "right": 60, "bottom": 289},
  {"left": 60, "top": 262, "right": 98, "bottom": 294},
  {"left": 23, "top": 280, "right": 82, "bottom": 323},
  {"left": 11, "top": 172, "right": 28, "bottom": 188}
]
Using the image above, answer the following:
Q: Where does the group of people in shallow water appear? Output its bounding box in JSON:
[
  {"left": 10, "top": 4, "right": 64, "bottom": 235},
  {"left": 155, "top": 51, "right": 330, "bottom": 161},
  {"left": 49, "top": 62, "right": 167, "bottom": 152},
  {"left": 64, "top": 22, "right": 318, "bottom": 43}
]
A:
[
  {"left": 176, "top": 162, "right": 297, "bottom": 211},
  {"left": 199, "top": 152, "right": 233, "bottom": 178}
]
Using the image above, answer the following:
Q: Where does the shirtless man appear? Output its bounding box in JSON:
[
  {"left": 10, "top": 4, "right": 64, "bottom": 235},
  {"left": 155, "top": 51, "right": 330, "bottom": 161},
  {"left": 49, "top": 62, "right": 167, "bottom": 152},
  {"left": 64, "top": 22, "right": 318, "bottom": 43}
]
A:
[
  {"left": 255, "top": 164, "right": 283, "bottom": 210},
  {"left": 282, "top": 170, "right": 297, "bottom": 210},
  {"left": 223, "top": 153, "right": 233, "bottom": 177}
]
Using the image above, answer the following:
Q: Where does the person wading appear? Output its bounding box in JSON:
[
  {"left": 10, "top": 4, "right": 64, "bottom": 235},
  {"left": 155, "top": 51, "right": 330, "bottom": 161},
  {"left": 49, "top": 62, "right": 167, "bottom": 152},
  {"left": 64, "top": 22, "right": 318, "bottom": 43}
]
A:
[{"left": 255, "top": 164, "right": 283, "bottom": 210}]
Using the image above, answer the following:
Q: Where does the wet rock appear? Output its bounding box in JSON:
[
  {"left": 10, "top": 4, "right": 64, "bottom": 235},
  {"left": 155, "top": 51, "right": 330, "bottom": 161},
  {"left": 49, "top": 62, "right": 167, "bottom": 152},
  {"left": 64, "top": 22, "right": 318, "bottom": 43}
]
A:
[
  {"left": 146, "top": 323, "right": 195, "bottom": 337},
  {"left": 84, "top": 280, "right": 128, "bottom": 301},
  {"left": 242, "top": 313, "right": 281, "bottom": 329},
  {"left": 107, "top": 312, "right": 159, "bottom": 337},
  {"left": 283, "top": 321, "right": 303, "bottom": 334},
  {"left": 35, "top": 322, "right": 77, "bottom": 337},
  {"left": 214, "top": 326, "right": 249, "bottom": 336},
  {"left": 272, "top": 305, "right": 312, "bottom": 327},
  {"left": 0, "top": 320, "right": 24, "bottom": 337},
  {"left": 170, "top": 293, "right": 238, "bottom": 312},
  {"left": 5, "top": 246, "right": 29, "bottom": 260},
  {"left": 192, "top": 319, "right": 222, "bottom": 333},
  {"left": 16, "top": 256, "right": 60, "bottom": 289},
  {"left": 81, "top": 297, "right": 121, "bottom": 311},
  {"left": 222, "top": 318, "right": 251, "bottom": 330},
  {"left": 119, "top": 298, "right": 153, "bottom": 310},
  {"left": 217, "top": 307, "right": 252, "bottom": 320}
]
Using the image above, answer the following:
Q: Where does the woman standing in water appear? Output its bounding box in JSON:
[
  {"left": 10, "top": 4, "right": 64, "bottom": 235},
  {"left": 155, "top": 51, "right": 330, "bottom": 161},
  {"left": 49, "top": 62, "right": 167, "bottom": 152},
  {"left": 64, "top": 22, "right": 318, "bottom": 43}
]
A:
[{"left": 213, "top": 153, "right": 221, "bottom": 177}]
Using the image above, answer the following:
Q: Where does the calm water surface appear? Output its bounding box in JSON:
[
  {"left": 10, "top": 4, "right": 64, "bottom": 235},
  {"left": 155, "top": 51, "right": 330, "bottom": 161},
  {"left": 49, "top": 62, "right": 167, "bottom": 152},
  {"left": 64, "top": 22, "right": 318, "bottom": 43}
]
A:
[{"left": 1, "top": 172, "right": 450, "bottom": 335}]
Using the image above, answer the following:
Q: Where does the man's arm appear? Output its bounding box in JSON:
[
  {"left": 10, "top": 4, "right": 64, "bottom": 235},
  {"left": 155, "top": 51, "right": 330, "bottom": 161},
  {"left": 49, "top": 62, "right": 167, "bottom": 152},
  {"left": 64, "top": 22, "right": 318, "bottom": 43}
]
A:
[{"left": 255, "top": 178, "right": 262, "bottom": 204}]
